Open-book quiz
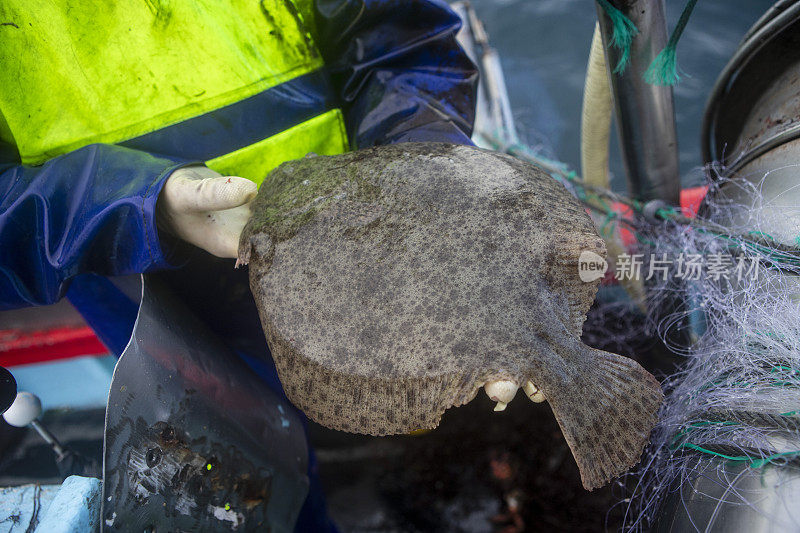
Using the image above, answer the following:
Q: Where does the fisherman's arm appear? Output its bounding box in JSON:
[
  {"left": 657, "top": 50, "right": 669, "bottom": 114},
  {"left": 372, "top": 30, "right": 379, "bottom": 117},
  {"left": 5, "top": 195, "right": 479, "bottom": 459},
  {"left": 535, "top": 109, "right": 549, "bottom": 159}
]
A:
[
  {"left": 0, "top": 144, "right": 253, "bottom": 309},
  {"left": 314, "top": 0, "right": 478, "bottom": 147}
]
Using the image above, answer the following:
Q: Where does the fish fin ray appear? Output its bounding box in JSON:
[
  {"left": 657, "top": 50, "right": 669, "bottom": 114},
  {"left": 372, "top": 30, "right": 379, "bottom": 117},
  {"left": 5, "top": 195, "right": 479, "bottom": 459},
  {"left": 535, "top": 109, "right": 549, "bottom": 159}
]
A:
[{"left": 546, "top": 347, "right": 663, "bottom": 490}]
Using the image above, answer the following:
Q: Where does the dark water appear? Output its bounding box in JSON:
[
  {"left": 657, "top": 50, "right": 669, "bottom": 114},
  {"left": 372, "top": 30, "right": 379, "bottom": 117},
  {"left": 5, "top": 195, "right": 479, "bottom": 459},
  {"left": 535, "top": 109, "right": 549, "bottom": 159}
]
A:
[{"left": 470, "top": 0, "right": 775, "bottom": 190}]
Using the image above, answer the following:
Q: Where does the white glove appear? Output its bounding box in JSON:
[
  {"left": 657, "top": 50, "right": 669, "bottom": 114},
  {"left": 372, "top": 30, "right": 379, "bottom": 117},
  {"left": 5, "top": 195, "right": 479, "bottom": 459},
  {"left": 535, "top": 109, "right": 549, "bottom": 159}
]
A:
[{"left": 159, "top": 165, "right": 257, "bottom": 258}]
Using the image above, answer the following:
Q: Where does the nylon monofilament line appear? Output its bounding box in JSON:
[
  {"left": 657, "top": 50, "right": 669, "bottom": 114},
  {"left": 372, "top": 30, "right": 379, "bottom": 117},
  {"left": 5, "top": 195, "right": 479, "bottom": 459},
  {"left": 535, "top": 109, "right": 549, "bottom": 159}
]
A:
[{"left": 618, "top": 174, "right": 800, "bottom": 531}]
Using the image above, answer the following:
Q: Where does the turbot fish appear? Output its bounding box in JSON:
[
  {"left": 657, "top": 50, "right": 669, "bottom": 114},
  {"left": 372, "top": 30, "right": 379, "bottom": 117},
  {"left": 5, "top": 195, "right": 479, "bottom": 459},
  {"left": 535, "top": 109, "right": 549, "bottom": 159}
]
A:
[{"left": 238, "top": 143, "right": 663, "bottom": 490}]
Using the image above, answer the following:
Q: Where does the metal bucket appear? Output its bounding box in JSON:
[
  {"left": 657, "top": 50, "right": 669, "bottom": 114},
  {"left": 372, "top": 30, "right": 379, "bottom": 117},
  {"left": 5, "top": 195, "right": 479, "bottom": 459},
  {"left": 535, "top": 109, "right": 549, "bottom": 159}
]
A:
[
  {"left": 701, "top": 0, "right": 800, "bottom": 272},
  {"left": 702, "top": 0, "right": 800, "bottom": 185}
]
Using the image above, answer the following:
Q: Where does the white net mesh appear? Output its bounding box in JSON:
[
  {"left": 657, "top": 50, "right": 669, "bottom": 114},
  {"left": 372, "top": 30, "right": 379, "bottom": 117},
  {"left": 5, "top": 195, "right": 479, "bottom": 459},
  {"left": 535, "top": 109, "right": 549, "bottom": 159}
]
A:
[{"left": 616, "top": 167, "right": 800, "bottom": 531}]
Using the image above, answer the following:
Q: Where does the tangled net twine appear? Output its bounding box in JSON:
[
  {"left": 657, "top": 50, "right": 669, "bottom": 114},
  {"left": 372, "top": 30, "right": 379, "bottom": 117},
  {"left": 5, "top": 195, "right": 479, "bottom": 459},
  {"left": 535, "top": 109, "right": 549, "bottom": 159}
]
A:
[{"left": 615, "top": 167, "right": 800, "bottom": 531}]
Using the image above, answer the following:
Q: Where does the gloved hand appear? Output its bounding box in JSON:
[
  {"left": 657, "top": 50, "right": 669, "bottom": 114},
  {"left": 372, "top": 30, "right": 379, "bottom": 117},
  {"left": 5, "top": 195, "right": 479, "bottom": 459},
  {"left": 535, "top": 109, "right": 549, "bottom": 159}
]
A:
[{"left": 158, "top": 165, "right": 257, "bottom": 258}]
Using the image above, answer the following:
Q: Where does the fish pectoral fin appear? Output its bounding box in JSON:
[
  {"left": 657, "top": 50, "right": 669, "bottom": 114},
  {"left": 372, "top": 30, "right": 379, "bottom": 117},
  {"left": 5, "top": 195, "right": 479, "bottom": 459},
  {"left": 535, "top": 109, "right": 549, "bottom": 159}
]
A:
[{"left": 545, "top": 346, "right": 663, "bottom": 491}]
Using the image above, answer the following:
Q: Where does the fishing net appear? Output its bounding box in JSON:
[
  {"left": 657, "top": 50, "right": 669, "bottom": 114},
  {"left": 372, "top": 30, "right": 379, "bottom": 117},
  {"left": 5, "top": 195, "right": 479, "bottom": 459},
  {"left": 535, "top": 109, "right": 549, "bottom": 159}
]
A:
[{"left": 612, "top": 166, "right": 800, "bottom": 531}]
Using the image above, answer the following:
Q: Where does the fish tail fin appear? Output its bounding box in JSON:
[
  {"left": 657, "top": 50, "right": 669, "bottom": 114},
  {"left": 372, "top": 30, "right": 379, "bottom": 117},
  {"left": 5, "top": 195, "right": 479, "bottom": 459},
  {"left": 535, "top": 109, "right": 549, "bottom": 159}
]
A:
[{"left": 548, "top": 347, "right": 663, "bottom": 490}]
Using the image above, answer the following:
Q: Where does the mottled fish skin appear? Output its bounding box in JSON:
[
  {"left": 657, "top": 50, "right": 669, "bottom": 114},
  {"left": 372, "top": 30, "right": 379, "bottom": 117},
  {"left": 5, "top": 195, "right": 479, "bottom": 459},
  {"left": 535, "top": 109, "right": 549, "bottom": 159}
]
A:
[{"left": 240, "top": 143, "right": 663, "bottom": 490}]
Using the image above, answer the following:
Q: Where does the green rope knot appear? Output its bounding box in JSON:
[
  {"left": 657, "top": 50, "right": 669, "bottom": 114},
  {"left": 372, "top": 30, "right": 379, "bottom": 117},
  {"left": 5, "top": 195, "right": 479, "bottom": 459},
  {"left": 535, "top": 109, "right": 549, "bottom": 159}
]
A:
[
  {"left": 595, "top": 0, "right": 639, "bottom": 74},
  {"left": 644, "top": 0, "right": 698, "bottom": 86}
]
